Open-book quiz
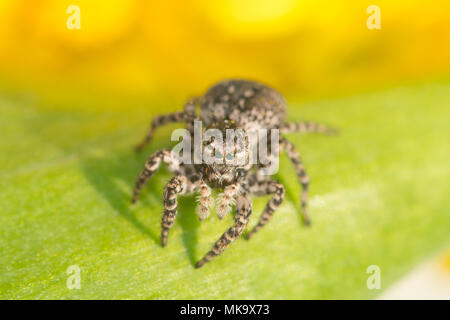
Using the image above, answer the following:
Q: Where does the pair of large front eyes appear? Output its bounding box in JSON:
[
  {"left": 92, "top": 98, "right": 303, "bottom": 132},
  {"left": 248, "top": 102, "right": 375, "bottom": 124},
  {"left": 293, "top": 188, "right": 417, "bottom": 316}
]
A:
[
  {"left": 214, "top": 151, "right": 236, "bottom": 160},
  {"left": 205, "top": 146, "right": 236, "bottom": 160}
]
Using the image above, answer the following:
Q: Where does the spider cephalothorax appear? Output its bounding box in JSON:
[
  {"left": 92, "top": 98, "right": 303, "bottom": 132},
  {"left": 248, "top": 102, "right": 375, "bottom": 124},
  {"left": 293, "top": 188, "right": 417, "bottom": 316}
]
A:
[
  {"left": 196, "top": 120, "right": 250, "bottom": 189},
  {"left": 132, "top": 79, "right": 337, "bottom": 268}
]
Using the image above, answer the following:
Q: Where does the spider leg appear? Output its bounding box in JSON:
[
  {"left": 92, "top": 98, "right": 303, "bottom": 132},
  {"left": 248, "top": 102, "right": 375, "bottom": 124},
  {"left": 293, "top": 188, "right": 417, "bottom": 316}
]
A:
[
  {"left": 135, "top": 112, "right": 185, "bottom": 151},
  {"left": 280, "top": 137, "right": 311, "bottom": 226},
  {"left": 135, "top": 98, "right": 198, "bottom": 151},
  {"left": 131, "top": 149, "right": 180, "bottom": 203},
  {"left": 195, "top": 194, "right": 252, "bottom": 268},
  {"left": 245, "top": 179, "right": 285, "bottom": 240},
  {"left": 281, "top": 121, "right": 338, "bottom": 135},
  {"left": 161, "top": 175, "right": 194, "bottom": 247},
  {"left": 216, "top": 183, "right": 240, "bottom": 219},
  {"left": 196, "top": 179, "right": 212, "bottom": 221}
]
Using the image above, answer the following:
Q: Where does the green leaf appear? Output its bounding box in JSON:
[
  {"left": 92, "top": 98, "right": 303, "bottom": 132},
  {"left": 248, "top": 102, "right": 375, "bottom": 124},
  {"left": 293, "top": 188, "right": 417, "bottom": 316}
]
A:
[{"left": 1, "top": 81, "right": 449, "bottom": 299}]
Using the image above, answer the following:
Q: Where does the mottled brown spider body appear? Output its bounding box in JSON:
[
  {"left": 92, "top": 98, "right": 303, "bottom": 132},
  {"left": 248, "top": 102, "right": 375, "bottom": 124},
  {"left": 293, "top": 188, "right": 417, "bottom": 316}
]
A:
[
  {"left": 200, "top": 79, "right": 286, "bottom": 131},
  {"left": 133, "top": 79, "right": 337, "bottom": 268}
]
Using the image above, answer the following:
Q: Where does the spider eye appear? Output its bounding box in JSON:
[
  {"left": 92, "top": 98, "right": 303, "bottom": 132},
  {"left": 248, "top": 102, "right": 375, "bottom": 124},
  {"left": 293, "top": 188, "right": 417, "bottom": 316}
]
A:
[
  {"left": 226, "top": 153, "right": 235, "bottom": 160},
  {"left": 215, "top": 151, "right": 223, "bottom": 159}
]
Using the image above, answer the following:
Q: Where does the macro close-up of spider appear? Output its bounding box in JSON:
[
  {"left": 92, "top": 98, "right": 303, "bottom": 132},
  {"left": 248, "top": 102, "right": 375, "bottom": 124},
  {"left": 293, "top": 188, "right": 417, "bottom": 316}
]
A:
[
  {"left": 132, "top": 79, "right": 337, "bottom": 268},
  {"left": 3, "top": 1, "right": 450, "bottom": 303}
]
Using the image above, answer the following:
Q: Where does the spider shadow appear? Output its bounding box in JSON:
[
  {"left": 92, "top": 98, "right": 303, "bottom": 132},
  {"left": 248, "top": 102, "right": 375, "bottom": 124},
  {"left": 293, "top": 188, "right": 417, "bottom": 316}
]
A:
[
  {"left": 81, "top": 150, "right": 159, "bottom": 243},
  {"left": 282, "top": 184, "right": 309, "bottom": 226},
  {"left": 80, "top": 146, "right": 201, "bottom": 266},
  {"left": 176, "top": 196, "right": 201, "bottom": 266}
]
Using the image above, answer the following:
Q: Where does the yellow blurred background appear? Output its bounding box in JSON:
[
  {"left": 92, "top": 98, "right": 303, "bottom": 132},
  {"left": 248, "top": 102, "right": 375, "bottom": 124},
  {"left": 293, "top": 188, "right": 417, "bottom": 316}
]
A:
[{"left": 0, "top": 0, "right": 449, "bottom": 101}]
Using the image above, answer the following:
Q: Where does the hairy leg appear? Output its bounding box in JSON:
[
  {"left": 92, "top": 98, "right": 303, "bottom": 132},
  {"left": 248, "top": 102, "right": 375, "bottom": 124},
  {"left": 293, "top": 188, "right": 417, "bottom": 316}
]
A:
[
  {"left": 245, "top": 180, "right": 285, "bottom": 239},
  {"left": 216, "top": 183, "right": 240, "bottom": 219},
  {"left": 135, "top": 98, "right": 198, "bottom": 151},
  {"left": 195, "top": 194, "right": 252, "bottom": 268},
  {"left": 161, "top": 175, "right": 194, "bottom": 246},
  {"left": 280, "top": 137, "right": 311, "bottom": 225},
  {"left": 131, "top": 149, "right": 180, "bottom": 203},
  {"left": 196, "top": 179, "right": 212, "bottom": 221}
]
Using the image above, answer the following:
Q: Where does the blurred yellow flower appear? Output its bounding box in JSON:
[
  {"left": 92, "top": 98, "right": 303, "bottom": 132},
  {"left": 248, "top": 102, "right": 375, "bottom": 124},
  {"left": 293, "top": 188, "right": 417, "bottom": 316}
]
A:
[{"left": 0, "top": 0, "right": 449, "bottom": 100}]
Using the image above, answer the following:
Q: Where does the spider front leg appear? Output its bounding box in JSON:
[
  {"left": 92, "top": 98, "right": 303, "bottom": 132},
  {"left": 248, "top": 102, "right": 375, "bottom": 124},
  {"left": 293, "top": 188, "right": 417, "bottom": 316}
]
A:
[
  {"left": 195, "top": 194, "right": 252, "bottom": 268},
  {"left": 132, "top": 149, "right": 180, "bottom": 203},
  {"left": 217, "top": 183, "right": 240, "bottom": 219},
  {"left": 135, "top": 98, "right": 198, "bottom": 152},
  {"left": 196, "top": 179, "right": 212, "bottom": 221},
  {"left": 161, "top": 175, "right": 194, "bottom": 246},
  {"left": 280, "top": 137, "right": 311, "bottom": 226},
  {"left": 245, "top": 180, "right": 285, "bottom": 240}
]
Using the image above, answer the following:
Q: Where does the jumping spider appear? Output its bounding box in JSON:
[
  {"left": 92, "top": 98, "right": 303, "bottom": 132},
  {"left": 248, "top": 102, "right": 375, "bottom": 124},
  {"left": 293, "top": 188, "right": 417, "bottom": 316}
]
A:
[{"left": 132, "top": 79, "right": 337, "bottom": 268}]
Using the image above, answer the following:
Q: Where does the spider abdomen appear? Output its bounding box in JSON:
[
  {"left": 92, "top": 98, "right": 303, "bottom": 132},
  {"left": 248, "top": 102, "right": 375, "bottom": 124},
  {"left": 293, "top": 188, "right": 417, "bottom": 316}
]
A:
[{"left": 200, "top": 79, "right": 287, "bottom": 131}]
